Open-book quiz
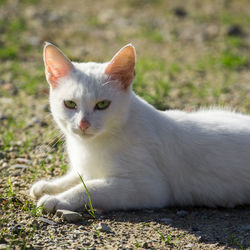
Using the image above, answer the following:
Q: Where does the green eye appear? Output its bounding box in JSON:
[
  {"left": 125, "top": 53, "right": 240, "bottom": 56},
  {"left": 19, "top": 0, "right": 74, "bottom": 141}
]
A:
[
  {"left": 95, "top": 100, "right": 111, "bottom": 110},
  {"left": 64, "top": 100, "right": 77, "bottom": 109}
]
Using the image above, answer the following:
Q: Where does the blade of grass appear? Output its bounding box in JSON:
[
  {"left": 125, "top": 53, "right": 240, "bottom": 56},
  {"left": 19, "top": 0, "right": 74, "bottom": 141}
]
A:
[{"left": 78, "top": 173, "right": 95, "bottom": 218}]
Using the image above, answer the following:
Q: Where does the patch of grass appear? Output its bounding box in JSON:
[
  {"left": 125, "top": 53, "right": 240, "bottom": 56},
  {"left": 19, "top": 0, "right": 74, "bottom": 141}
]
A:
[
  {"left": 219, "top": 12, "right": 250, "bottom": 26},
  {"left": 134, "top": 57, "right": 170, "bottom": 109},
  {"left": 196, "top": 50, "right": 248, "bottom": 72},
  {"left": 140, "top": 27, "right": 164, "bottom": 43},
  {"left": 226, "top": 37, "right": 245, "bottom": 48},
  {"left": 2, "top": 130, "right": 14, "bottom": 150},
  {"left": 0, "top": 46, "right": 18, "bottom": 60},
  {"left": 219, "top": 50, "right": 248, "bottom": 70},
  {"left": 94, "top": 228, "right": 100, "bottom": 238},
  {"left": 9, "top": 19, "right": 27, "bottom": 32},
  {"left": 60, "top": 164, "right": 67, "bottom": 174},
  {"left": 156, "top": 229, "right": 184, "bottom": 247},
  {"left": 128, "top": 0, "right": 163, "bottom": 7},
  {"left": 226, "top": 230, "right": 248, "bottom": 250},
  {"left": 0, "top": 0, "right": 7, "bottom": 5},
  {"left": 22, "top": 200, "right": 43, "bottom": 216},
  {"left": 18, "top": 67, "right": 45, "bottom": 95},
  {"left": 135, "top": 239, "right": 141, "bottom": 248},
  {"left": 7, "top": 178, "right": 15, "bottom": 197}
]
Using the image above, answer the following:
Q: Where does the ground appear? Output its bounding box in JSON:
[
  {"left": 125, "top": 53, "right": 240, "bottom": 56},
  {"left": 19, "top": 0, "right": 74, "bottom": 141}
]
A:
[{"left": 0, "top": 0, "right": 250, "bottom": 249}]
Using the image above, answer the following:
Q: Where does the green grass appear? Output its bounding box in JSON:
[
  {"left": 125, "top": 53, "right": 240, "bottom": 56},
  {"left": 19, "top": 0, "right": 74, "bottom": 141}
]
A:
[
  {"left": 226, "top": 230, "right": 249, "bottom": 250},
  {"left": 156, "top": 229, "right": 184, "bottom": 247},
  {"left": 1, "top": 0, "right": 250, "bottom": 248},
  {"left": 140, "top": 27, "right": 164, "bottom": 43},
  {"left": 219, "top": 50, "right": 248, "bottom": 69},
  {"left": 134, "top": 57, "right": 171, "bottom": 109},
  {"left": 196, "top": 50, "right": 248, "bottom": 71},
  {"left": 78, "top": 173, "right": 96, "bottom": 218}
]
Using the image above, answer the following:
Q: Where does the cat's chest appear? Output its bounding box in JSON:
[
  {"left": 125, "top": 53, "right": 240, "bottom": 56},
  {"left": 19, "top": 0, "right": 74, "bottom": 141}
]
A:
[{"left": 66, "top": 137, "right": 119, "bottom": 179}]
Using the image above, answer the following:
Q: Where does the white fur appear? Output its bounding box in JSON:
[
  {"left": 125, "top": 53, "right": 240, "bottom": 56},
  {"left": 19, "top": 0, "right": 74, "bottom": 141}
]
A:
[{"left": 30, "top": 46, "right": 250, "bottom": 212}]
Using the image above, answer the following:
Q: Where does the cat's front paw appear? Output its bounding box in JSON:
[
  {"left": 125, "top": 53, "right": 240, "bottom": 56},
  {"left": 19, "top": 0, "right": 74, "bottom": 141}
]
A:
[
  {"left": 37, "top": 195, "right": 71, "bottom": 213},
  {"left": 30, "top": 180, "right": 53, "bottom": 199}
]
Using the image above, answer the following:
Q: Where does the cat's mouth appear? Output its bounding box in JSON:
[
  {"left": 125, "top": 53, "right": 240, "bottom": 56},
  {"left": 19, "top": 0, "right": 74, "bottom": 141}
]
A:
[
  {"left": 81, "top": 132, "right": 94, "bottom": 138},
  {"left": 71, "top": 128, "right": 95, "bottom": 139}
]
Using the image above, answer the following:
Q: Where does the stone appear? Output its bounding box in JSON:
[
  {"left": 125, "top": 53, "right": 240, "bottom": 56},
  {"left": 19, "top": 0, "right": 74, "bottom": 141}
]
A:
[
  {"left": 0, "top": 162, "right": 8, "bottom": 172},
  {"left": 16, "top": 158, "right": 32, "bottom": 165},
  {"left": 38, "top": 217, "right": 57, "bottom": 226},
  {"left": 28, "top": 36, "right": 40, "bottom": 46},
  {"left": 73, "top": 229, "right": 81, "bottom": 234},
  {"left": 31, "top": 219, "right": 40, "bottom": 229},
  {"left": 0, "top": 152, "right": 4, "bottom": 159},
  {"left": 227, "top": 25, "right": 244, "bottom": 37},
  {"left": 10, "top": 164, "right": 28, "bottom": 170},
  {"left": 173, "top": 7, "right": 187, "bottom": 18},
  {"left": 56, "top": 209, "right": 83, "bottom": 223},
  {"left": 96, "top": 222, "right": 111, "bottom": 233},
  {"left": 185, "top": 243, "right": 194, "bottom": 248},
  {"left": 78, "top": 225, "right": 85, "bottom": 230},
  {"left": 11, "top": 225, "right": 23, "bottom": 234}
]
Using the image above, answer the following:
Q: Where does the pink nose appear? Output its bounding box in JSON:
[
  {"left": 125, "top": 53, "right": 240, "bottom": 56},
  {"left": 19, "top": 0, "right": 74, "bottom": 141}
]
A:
[{"left": 79, "top": 119, "right": 90, "bottom": 132}]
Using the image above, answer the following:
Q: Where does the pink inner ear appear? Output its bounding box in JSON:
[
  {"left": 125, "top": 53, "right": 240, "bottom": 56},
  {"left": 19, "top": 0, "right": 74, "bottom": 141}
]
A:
[
  {"left": 105, "top": 45, "right": 136, "bottom": 89},
  {"left": 44, "top": 44, "right": 73, "bottom": 88}
]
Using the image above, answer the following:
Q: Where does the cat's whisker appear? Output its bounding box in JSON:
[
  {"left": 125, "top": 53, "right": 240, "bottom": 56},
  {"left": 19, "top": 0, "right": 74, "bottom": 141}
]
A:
[{"left": 102, "top": 80, "right": 112, "bottom": 87}]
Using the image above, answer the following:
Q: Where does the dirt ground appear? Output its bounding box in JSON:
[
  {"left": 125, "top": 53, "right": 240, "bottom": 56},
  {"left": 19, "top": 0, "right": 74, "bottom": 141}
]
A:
[{"left": 0, "top": 0, "right": 250, "bottom": 249}]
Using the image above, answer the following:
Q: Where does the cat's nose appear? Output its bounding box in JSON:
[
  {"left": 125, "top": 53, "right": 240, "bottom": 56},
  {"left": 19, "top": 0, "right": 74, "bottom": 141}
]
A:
[{"left": 79, "top": 118, "right": 90, "bottom": 132}]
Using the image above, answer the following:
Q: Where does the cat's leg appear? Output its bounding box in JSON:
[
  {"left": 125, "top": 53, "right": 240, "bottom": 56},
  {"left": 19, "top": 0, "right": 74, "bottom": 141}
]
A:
[
  {"left": 30, "top": 171, "right": 80, "bottom": 200},
  {"left": 37, "top": 178, "right": 169, "bottom": 212}
]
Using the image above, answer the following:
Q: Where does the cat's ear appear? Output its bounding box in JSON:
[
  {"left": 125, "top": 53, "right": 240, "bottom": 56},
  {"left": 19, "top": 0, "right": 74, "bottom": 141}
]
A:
[
  {"left": 105, "top": 44, "right": 136, "bottom": 90},
  {"left": 43, "top": 42, "right": 73, "bottom": 89}
]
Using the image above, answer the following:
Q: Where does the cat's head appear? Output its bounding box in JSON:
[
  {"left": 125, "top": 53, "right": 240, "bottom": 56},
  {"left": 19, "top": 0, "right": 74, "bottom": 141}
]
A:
[{"left": 43, "top": 42, "right": 136, "bottom": 140}]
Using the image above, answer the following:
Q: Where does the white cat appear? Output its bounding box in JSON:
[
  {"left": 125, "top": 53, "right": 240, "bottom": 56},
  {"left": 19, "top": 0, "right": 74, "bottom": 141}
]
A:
[{"left": 30, "top": 42, "right": 250, "bottom": 212}]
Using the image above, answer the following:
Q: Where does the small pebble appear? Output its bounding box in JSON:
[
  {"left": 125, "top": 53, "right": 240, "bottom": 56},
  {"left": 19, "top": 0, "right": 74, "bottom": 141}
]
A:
[
  {"left": 10, "top": 164, "right": 28, "bottom": 170},
  {"left": 78, "top": 225, "right": 85, "bottom": 230},
  {"left": 16, "top": 158, "right": 32, "bottom": 165},
  {"left": 173, "top": 7, "right": 187, "bottom": 17},
  {"left": 73, "top": 229, "right": 81, "bottom": 234},
  {"left": 227, "top": 25, "right": 244, "bottom": 37},
  {"left": 11, "top": 225, "right": 23, "bottom": 234},
  {"left": 31, "top": 219, "right": 39, "bottom": 229},
  {"left": 0, "top": 152, "right": 4, "bottom": 159},
  {"left": 185, "top": 243, "right": 194, "bottom": 248},
  {"left": 96, "top": 222, "right": 111, "bottom": 233},
  {"left": 0, "top": 162, "right": 8, "bottom": 171},
  {"left": 56, "top": 209, "right": 83, "bottom": 223},
  {"left": 38, "top": 217, "right": 57, "bottom": 226}
]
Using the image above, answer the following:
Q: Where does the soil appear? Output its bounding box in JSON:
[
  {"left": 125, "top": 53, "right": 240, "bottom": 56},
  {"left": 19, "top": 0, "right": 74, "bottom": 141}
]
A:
[{"left": 0, "top": 0, "right": 250, "bottom": 249}]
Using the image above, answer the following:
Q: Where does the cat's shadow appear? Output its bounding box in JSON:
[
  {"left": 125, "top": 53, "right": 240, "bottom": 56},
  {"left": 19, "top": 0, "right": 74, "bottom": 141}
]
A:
[{"left": 91, "top": 206, "right": 250, "bottom": 248}]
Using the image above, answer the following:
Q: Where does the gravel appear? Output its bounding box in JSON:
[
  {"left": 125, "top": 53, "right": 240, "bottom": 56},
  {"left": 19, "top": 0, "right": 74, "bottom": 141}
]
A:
[
  {"left": 96, "top": 222, "right": 111, "bottom": 233},
  {"left": 0, "top": 0, "right": 250, "bottom": 249}
]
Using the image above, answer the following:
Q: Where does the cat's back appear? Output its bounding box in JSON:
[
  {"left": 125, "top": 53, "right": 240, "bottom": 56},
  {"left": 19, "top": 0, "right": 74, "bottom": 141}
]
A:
[{"left": 165, "top": 108, "right": 250, "bottom": 132}]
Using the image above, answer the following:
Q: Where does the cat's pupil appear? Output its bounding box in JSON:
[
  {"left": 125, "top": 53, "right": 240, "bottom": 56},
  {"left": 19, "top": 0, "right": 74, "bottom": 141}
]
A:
[
  {"left": 95, "top": 100, "right": 111, "bottom": 110},
  {"left": 64, "top": 100, "right": 77, "bottom": 109}
]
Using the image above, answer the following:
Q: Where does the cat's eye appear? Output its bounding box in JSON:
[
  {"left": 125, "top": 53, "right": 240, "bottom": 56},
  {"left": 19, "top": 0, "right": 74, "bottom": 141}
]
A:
[
  {"left": 64, "top": 100, "right": 77, "bottom": 109},
  {"left": 95, "top": 100, "right": 111, "bottom": 110}
]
